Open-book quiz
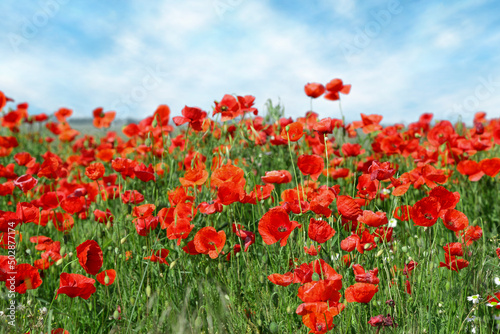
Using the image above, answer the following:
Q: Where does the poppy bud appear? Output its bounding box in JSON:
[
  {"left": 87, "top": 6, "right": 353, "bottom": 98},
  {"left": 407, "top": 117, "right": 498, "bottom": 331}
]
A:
[
  {"left": 115, "top": 247, "right": 119, "bottom": 254},
  {"left": 60, "top": 246, "right": 66, "bottom": 255},
  {"left": 56, "top": 258, "right": 64, "bottom": 266},
  {"left": 205, "top": 267, "right": 210, "bottom": 275},
  {"left": 286, "top": 306, "right": 293, "bottom": 314},
  {"left": 68, "top": 252, "right": 73, "bottom": 257},
  {"left": 257, "top": 319, "right": 263, "bottom": 327},
  {"left": 445, "top": 282, "right": 450, "bottom": 291},
  {"left": 145, "top": 138, "right": 151, "bottom": 146},
  {"left": 146, "top": 285, "right": 151, "bottom": 297},
  {"left": 152, "top": 118, "right": 158, "bottom": 128},
  {"left": 106, "top": 221, "right": 112, "bottom": 229},
  {"left": 285, "top": 125, "right": 290, "bottom": 132},
  {"left": 401, "top": 246, "right": 408, "bottom": 253},
  {"left": 120, "top": 237, "right": 127, "bottom": 244},
  {"left": 113, "top": 310, "right": 120, "bottom": 320},
  {"left": 374, "top": 237, "right": 380, "bottom": 243},
  {"left": 376, "top": 249, "right": 384, "bottom": 257},
  {"left": 130, "top": 297, "right": 135, "bottom": 304},
  {"left": 364, "top": 243, "right": 372, "bottom": 250}
]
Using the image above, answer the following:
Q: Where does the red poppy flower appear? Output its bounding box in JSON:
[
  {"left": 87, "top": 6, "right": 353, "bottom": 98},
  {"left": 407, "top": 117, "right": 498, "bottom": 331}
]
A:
[
  {"left": 298, "top": 280, "right": 342, "bottom": 303},
  {"left": 56, "top": 273, "right": 96, "bottom": 300},
  {"left": 96, "top": 269, "right": 116, "bottom": 286},
  {"left": 341, "top": 143, "right": 365, "bottom": 157},
  {"left": 368, "top": 161, "right": 396, "bottom": 181},
  {"left": 92, "top": 107, "right": 116, "bottom": 128},
  {"left": 16, "top": 202, "right": 39, "bottom": 223},
  {"left": 479, "top": 158, "right": 500, "bottom": 177},
  {"left": 144, "top": 248, "right": 170, "bottom": 265},
  {"left": 173, "top": 106, "right": 207, "bottom": 131},
  {"left": 13, "top": 174, "right": 37, "bottom": 193},
  {"left": 345, "top": 283, "right": 378, "bottom": 303},
  {"left": 324, "top": 78, "right": 351, "bottom": 101},
  {"left": 213, "top": 94, "right": 241, "bottom": 121},
  {"left": 76, "top": 240, "right": 103, "bottom": 275},
  {"left": 134, "top": 216, "right": 159, "bottom": 236},
  {"left": 442, "top": 209, "right": 468, "bottom": 232},
  {"left": 487, "top": 292, "right": 500, "bottom": 309},
  {"left": 167, "top": 220, "right": 194, "bottom": 245},
  {"left": 60, "top": 196, "right": 85, "bottom": 215},
  {"left": 439, "top": 253, "right": 469, "bottom": 272},
  {"left": 94, "top": 209, "right": 114, "bottom": 224},
  {"left": 457, "top": 225, "right": 482, "bottom": 246},
  {"left": 393, "top": 205, "right": 411, "bottom": 221},
  {"left": 85, "top": 163, "right": 105, "bottom": 181},
  {"left": 132, "top": 204, "right": 156, "bottom": 219},
  {"left": 304, "top": 244, "right": 321, "bottom": 256},
  {"left": 304, "top": 83, "right": 326, "bottom": 98},
  {"left": 358, "top": 210, "right": 388, "bottom": 228},
  {"left": 14, "top": 152, "right": 36, "bottom": 167},
  {"left": 456, "top": 160, "right": 484, "bottom": 181},
  {"left": 280, "top": 122, "right": 304, "bottom": 142},
  {"left": 443, "top": 242, "right": 464, "bottom": 256},
  {"left": 258, "top": 207, "right": 301, "bottom": 246},
  {"left": 52, "top": 212, "right": 74, "bottom": 233},
  {"left": 497, "top": 248, "right": 500, "bottom": 259},
  {"left": 411, "top": 196, "right": 440, "bottom": 227},
  {"left": 268, "top": 272, "right": 295, "bottom": 287},
  {"left": 6, "top": 263, "right": 42, "bottom": 294},
  {"left": 341, "top": 234, "right": 360, "bottom": 252},
  {"left": 308, "top": 218, "right": 336, "bottom": 244},
  {"left": 121, "top": 190, "right": 144, "bottom": 204},
  {"left": 193, "top": 226, "right": 226, "bottom": 259},
  {"left": 352, "top": 264, "right": 379, "bottom": 284},
  {"left": 297, "top": 154, "right": 324, "bottom": 181},
  {"left": 261, "top": 170, "right": 292, "bottom": 184},
  {"left": 336, "top": 195, "right": 362, "bottom": 221}
]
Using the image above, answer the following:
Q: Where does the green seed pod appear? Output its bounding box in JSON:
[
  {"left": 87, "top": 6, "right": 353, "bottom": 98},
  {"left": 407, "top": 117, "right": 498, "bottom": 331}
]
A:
[
  {"left": 104, "top": 275, "right": 110, "bottom": 285},
  {"left": 401, "top": 246, "right": 408, "bottom": 253},
  {"left": 312, "top": 272, "right": 320, "bottom": 281},
  {"left": 205, "top": 267, "right": 210, "bottom": 275},
  {"left": 130, "top": 297, "right": 135, "bottom": 304},
  {"left": 269, "top": 322, "right": 279, "bottom": 333},
  {"left": 146, "top": 285, "right": 151, "bottom": 297},
  {"left": 445, "top": 282, "right": 450, "bottom": 291},
  {"left": 286, "top": 306, "right": 293, "bottom": 314},
  {"left": 60, "top": 246, "right": 66, "bottom": 256},
  {"left": 257, "top": 319, "right": 262, "bottom": 327}
]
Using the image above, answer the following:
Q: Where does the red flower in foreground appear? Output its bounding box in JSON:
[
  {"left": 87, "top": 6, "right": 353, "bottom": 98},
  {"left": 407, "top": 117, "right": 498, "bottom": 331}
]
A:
[
  {"left": 297, "top": 154, "right": 324, "bottom": 181},
  {"left": 173, "top": 106, "right": 207, "bottom": 131},
  {"left": 6, "top": 263, "right": 42, "bottom": 294},
  {"left": 439, "top": 253, "right": 469, "bottom": 272},
  {"left": 193, "top": 227, "right": 226, "bottom": 259},
  {"left": 258, "top": 207, "right": 301, "bottom": 246},
  {"left": 345, "top": 283, "right": 378, "bottom": 303},
  {"left": 308, "top": 218, "right": 336, "bottom": 244},
  {"left": 280, "top": 122, "right": 304, "bottom": 142},
  {"left": 96, "top": 269, "right": 116, "bottom": 286},
  {"left": 76, "top": 240, "right": 103, "bottom": 275},
  {"left": 352, "top": 264, "right": 379, "bottom": 284},
  {"left": 56, "top": 273, "right": 96, "bottom": 300},
  {"left": 85, "top": 163, "right": 105, "bottom": 180},
  {"left": 13, "top": 174, "right": 38, "bottom": 193}
]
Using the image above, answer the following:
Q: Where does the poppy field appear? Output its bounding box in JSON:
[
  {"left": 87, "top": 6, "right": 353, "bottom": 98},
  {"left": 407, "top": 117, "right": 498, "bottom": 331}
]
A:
[{"left": 1, "top": 81, "right": 500, "bottom": 334}]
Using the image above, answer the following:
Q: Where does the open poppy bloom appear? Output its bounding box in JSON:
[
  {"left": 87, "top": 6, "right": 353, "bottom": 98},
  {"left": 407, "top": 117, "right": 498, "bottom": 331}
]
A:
[
  {"left": 352, "top": 264, "right": 379, "bottom": 284},
  {"left": 439, "top": 253, "right": 469, "bottom": 272},
  {"left": 6, "top": 263, "right": 42, "bottom": 294},
  {"left": 85, "top": 163, "right": 105, "bottom": 180},
  {"left": 96, "top": 269, "right": 116, "bottom": 286},
  {"left": 280, "top": 122, "right": 304, "bottom": 142},
  {"left": 56, "top": 273, "right": 96, "bottom": 300},
  {"left": 193, "top": 226, "right": 226, "bottom": 259},
  {"left": 324, "top": 79, "right": 351, "bottom": 101},
  {"left": 92, "top": 107, "right": 116, "bottom": 128},
  {"left": 173, "top": 106, "right": 207, "bottom": 131},
  {"left": 308, "top": 218, "right": 336, "bottom": 244},
  {"left": 13, "top": 174, "right": 38, "bottom": 193},
  {"left": 345, "top": 283, "right": 378, "bottom": 303},
  {"left": 213, "top": 94, "right": 241, "bottom": 121},
  {"left": 258, "top": 207, "right": 301, "bottom": 246},
  {"left": 297, "top": 154, "right": 325, "bottom": 181},
  {"left": 144, "top": 248, "right": 170, "bottom": 265},
  {"left": 76, "top": 240, "right": 103, "bottom": 275}
]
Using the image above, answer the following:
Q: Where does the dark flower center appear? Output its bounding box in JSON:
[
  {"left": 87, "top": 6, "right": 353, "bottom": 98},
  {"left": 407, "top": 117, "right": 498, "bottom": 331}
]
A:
[{"left": 278, "top": 226, "right": 288, "bottom": 232}]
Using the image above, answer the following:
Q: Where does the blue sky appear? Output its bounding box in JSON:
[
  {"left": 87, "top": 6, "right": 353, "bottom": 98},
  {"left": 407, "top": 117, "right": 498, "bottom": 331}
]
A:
[{"left": 1, "top": 0, "right": 500, "bottom": 124}]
